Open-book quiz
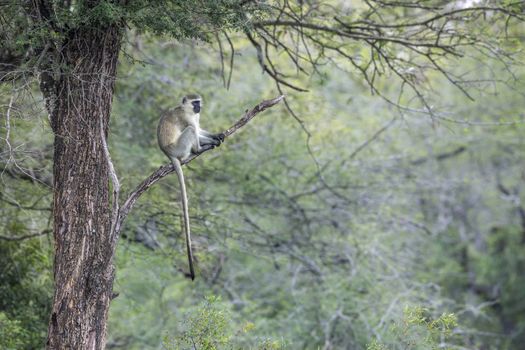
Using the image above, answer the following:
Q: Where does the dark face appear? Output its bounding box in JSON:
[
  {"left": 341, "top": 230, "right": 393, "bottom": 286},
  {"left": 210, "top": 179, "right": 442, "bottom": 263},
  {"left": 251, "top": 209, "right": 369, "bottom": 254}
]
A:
[{"left": 192, "top": 100, "right": 201, "bottom": 113}]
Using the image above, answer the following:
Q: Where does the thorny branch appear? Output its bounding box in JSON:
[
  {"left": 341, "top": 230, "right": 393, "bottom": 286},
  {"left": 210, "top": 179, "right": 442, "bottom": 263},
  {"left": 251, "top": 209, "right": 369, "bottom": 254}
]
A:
[{"left": 112, "top": 95, "right": 285, "bottom": 238}]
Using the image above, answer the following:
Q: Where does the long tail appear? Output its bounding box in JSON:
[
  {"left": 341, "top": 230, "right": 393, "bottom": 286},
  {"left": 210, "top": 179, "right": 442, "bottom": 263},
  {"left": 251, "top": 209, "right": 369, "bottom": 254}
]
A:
[{"left": 172, "top": 159, "right": 195, "bottom": 280}]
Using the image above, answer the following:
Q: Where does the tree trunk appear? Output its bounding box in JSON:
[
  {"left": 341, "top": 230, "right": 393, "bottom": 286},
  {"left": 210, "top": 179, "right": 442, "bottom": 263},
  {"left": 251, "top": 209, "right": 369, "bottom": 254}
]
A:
[{"left": 45, "top": 25, "right": 122, "bottom": 350}]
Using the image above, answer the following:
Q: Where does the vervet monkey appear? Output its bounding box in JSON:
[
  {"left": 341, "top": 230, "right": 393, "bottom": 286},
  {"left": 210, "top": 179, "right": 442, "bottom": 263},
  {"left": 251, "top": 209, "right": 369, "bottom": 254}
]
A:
[{"left": 157, "top": 94, "right": 224, "bottom": 279}]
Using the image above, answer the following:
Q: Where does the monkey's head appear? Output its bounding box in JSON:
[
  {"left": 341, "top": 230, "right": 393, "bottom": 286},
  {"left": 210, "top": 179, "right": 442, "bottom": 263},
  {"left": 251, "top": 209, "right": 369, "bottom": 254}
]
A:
[{"left": 182, "top": 94, "right": 202, "bottom": 114}]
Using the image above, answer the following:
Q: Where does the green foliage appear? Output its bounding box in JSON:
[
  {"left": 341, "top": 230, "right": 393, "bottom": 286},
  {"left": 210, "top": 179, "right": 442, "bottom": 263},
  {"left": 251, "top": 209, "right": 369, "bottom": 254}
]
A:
[
  {"left": 163, "top": 296, "right": 231, "bottom": 350},
  {"left": 80, "top": 1, "right": 126, "bottom": 27},
  {"left": 367, "top": 306, "right": 458, "bottom": 350},
  {"left": 0, "top": 241, "right": 53, "bottom": 349},
  {"left": 470, "top": 226, "right": 525, "bottom": 347},
  {"left": 0, "top": 0, "right": 267, "bottom": 64},
  {"left": 105, "top": 26, "right": 525, "bottom": 349},
  {"left": 2, "top": 1, "right": 525, "bottom": 350},
  {"left": 163, "top": 296, "right": 285, "bottom": 350},
  {"left": 0, "top": 312, "right": 28, "bottom": 350},
  {"left": 124, "top": 0, "right": 267, "bottom": 40}
]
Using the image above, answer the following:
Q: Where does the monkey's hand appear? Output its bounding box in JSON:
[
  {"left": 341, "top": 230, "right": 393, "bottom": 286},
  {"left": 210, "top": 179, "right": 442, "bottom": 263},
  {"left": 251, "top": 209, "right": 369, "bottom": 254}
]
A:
[
  {"left": 214, "top": 133, "right": 225, "bottom": 144},
  {"left": 206, "top": 133, "right": 224, "bottom": 148}
]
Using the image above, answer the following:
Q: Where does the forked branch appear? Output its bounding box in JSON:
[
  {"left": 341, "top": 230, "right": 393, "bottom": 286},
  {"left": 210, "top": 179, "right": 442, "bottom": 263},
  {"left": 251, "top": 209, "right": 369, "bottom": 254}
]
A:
[{"left": 113, "top": 95, "right": 285, "bottom": 237}]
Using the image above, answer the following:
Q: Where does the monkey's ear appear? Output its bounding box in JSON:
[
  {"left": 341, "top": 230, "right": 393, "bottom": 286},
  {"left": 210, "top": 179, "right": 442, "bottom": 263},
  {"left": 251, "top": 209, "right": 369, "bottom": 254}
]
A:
[{"left": 182, "top": 97, "right": 187, "bottom": 104}]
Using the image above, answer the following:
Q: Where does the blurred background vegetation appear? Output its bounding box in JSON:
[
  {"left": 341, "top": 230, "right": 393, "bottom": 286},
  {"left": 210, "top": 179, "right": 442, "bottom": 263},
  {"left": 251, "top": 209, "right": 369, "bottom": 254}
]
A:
[{"left": 1, "top": 1, "right": 525, "bottom": 349}]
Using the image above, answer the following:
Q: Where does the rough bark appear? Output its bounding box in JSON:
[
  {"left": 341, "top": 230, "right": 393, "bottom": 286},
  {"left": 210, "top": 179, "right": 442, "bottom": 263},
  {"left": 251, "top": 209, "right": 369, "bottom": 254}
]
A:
[{"left": 45, "top": 25, "right": 122, "bottom": 350}]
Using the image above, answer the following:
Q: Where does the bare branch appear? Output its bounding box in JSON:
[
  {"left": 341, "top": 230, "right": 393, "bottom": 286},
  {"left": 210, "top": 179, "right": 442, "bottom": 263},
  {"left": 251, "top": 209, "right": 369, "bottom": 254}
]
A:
[
  {"left": 215, "top": 32, "right": 227, "bottom": 88},
  {"left": 3, "top": 167, "right": 53, "bottom": 188},
  {"left": 223, "top": 31, "right": 235, "bottom": 90},
  {"left": 100, "top": 116, "right": 120, "bottom": 241},
  {"left": 0, "top": 229, "right": 51, "bottom": 241},
  {"left": 4, "top": 93, "right": 14, "bottom": 159},
  {"left": 0, "top": 192, "right": 51, "bottom": 211},
  {"left": 246, "top": 3, "right": 525, "bottom": 113},
  {"left": 114, "top": 95, "right": 285, "bottom": 237},
  {"left": 345, "top": 116, "right": 397, "bottom": 164},
  {"left": 245, "top": 32, "right": 309, "bottom": 92}
]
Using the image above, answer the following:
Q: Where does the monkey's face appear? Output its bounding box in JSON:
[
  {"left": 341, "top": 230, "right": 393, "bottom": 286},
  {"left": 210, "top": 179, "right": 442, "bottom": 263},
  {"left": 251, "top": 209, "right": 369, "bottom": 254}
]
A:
[
  {"left": 191, "top": 99, "right": 201, "bottom": 114},
  {"left": 182, "top": 95, "right": 202, "bottom": 115}
]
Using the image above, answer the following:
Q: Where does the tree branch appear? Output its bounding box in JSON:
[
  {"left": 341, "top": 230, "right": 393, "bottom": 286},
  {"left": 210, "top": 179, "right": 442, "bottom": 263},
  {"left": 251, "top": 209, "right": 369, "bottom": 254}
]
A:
[
  {"left": 0, "top": 229, "right": 51, "bottom": 241},
  {"left": 247, "top": 3, "right": 525, "bottom": 115},
  {"left": 114, "top": 95, "right": 285, "bottom": 236},
  {"left": 100, "top": 116, "right": 120, "bottom": 242}
]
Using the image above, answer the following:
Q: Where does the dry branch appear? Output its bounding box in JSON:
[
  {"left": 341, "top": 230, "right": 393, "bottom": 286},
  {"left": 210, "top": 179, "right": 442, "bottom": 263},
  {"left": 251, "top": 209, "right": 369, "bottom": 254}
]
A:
[
  {"left": 114, "top": 95, "right": 285, "bottom": 235},
  {"left": 0, "top": 229, "right": 51, "bottom": 241}
]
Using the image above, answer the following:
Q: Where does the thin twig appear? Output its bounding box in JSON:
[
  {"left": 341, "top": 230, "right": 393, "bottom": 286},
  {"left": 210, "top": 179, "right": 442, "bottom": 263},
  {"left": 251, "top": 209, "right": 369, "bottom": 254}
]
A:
[
  {"left": 0, "top": 229, "right": 51, "bottom": 241},
  {"left": 215, "top": 32, "right": 227, "bottom": 88},
  {"left": 100, "top": 116, "right": 120, "bottom": 241},
  {"left": 344, "top": 116, "right": 397, "bottom": 164},
  {"left": 4, "top": 93, "right": 14, "bottom": 161},
  {"left": 223, "top": 31, "right": 235, "bottom": 90}
]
